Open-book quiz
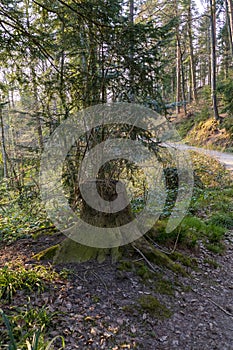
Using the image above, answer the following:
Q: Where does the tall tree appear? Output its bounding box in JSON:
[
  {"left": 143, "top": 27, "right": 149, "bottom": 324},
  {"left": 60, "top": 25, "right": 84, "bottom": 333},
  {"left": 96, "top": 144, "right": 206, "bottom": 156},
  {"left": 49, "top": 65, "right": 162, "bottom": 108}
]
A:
[
  {"left": 210, "top": 0, "right": 220, "bottom": 120},
  {"left": 187, "top": 0, "right": 198, "bottom": 102},
  {"left": 226, "top": 0, "right": 233, "bottom": 55}
]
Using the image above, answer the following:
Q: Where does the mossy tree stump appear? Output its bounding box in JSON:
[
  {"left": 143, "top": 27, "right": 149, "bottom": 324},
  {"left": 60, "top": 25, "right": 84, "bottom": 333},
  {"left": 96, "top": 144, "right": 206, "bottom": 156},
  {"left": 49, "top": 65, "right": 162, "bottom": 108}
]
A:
[{"left": 36, "top": 179, "right": 141, "bottom": 263}]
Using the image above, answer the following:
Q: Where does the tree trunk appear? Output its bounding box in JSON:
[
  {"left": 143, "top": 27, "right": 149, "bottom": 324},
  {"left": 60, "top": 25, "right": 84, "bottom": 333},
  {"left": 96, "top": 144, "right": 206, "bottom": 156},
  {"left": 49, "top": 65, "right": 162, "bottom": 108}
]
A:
[
  {"left": 176, "top": 36, "right": 181, "bottom": 115},
  {"left": 175, "top": 0, "right": 181, "bottom": 115},
  {"left": 210, "top": 0, "right": 220, "bottom": 121},
  {"left": 227, "top": 0, "right": 233, "bottom": 55},
  {"left": 129, "top": 0, "right": 135, "bottom": 102},
  {"left": 226, "top": 0, "right": 233, "bottom": 57},
  {"left": 52, "top": 180, "right": 140, "bottom": 263},
  {"left": 187, "top": 1, "right": 197, "bottom": 102},
  {"left": 0, "top": 103, "right": 8, "bottom": 178},
  {"left": 180, "top": 47, "right": 187, "bottom": 115},
  {"left": 31, "top": 66, "right": 44, "bottom": 150}
]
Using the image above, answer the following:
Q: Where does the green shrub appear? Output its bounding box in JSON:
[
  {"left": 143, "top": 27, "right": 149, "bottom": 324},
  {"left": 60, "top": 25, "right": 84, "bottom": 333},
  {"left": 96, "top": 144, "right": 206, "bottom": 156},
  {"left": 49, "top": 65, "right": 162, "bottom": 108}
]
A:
[{"left": 152, "top": 215, "right": 226, "bottom": 251}]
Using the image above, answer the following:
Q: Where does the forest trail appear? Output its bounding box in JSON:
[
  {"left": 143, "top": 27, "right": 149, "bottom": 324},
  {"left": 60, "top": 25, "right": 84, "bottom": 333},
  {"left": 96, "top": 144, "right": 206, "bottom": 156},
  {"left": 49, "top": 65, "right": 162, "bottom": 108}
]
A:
[{"left": 171, "top": 144, "right": 233, "bottom": 173}]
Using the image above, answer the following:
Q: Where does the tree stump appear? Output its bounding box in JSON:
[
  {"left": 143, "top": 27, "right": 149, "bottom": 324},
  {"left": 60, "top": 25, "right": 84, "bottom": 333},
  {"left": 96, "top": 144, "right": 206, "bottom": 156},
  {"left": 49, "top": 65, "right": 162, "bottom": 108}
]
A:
[{"left": 53, "top": 179, "right": 140, "bottom": 263}]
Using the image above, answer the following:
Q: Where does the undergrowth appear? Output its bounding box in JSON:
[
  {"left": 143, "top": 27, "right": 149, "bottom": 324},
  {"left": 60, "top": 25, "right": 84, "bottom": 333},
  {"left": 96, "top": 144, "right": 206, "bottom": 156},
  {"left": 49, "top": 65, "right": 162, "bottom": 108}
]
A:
[
  {"left": 0, "top": 264, "right": 66, "bottom": 349},
  {"left": 176, "top": 105, "right": 211, "bottom": 139},
  {"left": 0, "top": 308, "right": 65, "bottom": 350},
  {"left": 148, "top": 151, "right": 232, "bottom": 254},
  {"left": 0, "top": 180, "right": 54, "bottom": 244},
  {"left": 0, "top": 264, "right": 59, "bottom": 303}
]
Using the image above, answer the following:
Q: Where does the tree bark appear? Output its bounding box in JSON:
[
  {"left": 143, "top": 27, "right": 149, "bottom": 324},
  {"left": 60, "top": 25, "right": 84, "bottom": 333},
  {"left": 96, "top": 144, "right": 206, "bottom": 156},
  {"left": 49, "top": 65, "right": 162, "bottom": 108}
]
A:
[
  {"left": 210, "top": 0, "right": 220, "bottom": 121},
  {"left": 226, "top": 0, "right": 233, "bottom": 57},
  {"left": 175, "top": 0, "right": 182, "bottom": 115},
  {"left": 52, "top": 180, "right": 140, "bottom": 264},
  {"left": 176, "top": 36, "right": 181, "bottom": 115},
  {"left": 129, "top": 0, "right": 135, "bottom": 102},
  {"left": 31, "top": 66, "right": 44, "bottom": 150},
  {"left": 187, "top": 1, "right": 197, "bottom": 102},
  {"left": 0, "top": 103, "right": 8, "bottom": 178},
  {"left": 227, "top": 0, "right": 233, "bottom": 55}
]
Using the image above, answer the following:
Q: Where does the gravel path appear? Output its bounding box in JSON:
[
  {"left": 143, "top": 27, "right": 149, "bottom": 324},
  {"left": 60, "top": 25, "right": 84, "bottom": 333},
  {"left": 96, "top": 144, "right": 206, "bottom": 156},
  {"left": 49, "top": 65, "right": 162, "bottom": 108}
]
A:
[{"left": 173, "top": 144, "right": 233, "bottom": 172}]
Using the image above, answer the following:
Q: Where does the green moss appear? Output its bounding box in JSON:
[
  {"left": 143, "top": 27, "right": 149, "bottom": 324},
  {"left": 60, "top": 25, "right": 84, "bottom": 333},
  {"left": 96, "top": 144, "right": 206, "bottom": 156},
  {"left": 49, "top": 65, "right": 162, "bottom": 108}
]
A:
[
  {"left": 203, "top": 258, "right": 219, "bottom": 269},
  {"left": 205, "top": 243, "right": 225, "bottom": 254},
  {"left": 170, "top": 251, "right": 198, "bottom": 269},
  {"left": 123, "top": 296, "right": 172, "bottom": 319},
  {"left": 136, "top": 264, "right": 154, "bottom": 280},
  {"left": 170, "top": 262, "right": 188, "bottom": 275},
  {"left": 117, "top": 260, "right": 133, "bottom": 272},
  {"left": 32, "top": 227, "right": 57, "bottom": 239},
  {"left": 32, "top": 244, "right": 60, "bottom": 261},
  {"left": 155, "top": 279, "right": 174, "bottom": 296},
  {"left": 151, "top": 250, "right": 186, "bottom": 275},
  {"left": 118, "top": 259, "right": 155, "bottom": 281},
  {"left": 133, "top": 238, "right": 187, "bottom": 276},
  {"left": 52, "top": 239, "right": 119, "bottom": 264},
  {"left": 137, "top": 295, "right": 172, "bottom": 318}
]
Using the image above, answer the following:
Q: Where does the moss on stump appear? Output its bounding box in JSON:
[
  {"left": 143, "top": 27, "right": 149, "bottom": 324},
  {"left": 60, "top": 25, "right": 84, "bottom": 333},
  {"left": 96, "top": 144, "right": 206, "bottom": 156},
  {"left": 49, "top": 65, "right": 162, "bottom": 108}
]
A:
[{"left": 35, "top": 179, "right": 139, "bottom": 264}]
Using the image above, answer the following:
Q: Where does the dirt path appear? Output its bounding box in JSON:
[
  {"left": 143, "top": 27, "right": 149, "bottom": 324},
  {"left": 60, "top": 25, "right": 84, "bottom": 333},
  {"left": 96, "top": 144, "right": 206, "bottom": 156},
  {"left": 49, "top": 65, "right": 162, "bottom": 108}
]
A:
[{"left": 174, "top": 144, "right": 233, "bottom": 172}]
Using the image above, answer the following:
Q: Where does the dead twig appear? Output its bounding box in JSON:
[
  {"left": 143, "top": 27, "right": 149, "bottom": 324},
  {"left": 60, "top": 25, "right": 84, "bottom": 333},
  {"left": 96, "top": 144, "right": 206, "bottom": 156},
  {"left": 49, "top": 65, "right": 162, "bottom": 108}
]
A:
[
  {"left": 132, "top": 244, "right": 162, "bottom": 273},
  {"left": 90, "top": 271, "right": 108, "bottom": 291},
  {"left": 145, "top": 230, "right": 181, "bottom": 255},
  {"left": 191, "top": 288, "right": 233, "bottom": 319}
]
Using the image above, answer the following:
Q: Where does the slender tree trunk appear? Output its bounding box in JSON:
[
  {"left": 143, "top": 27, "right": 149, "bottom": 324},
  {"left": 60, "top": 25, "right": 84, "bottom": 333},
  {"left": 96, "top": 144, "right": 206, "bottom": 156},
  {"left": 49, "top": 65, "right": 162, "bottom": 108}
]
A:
[
  {"left": 101, "top": 43, "right": 107, "bottom": 103},
  {"left": 129, "top": 0, "right": 135, "bottom": 102},
  {"left": 226, "top": 0, "right": 233, "bottom": 57},
  {"left": 227, "top": 0, "right": 233, "bottom": 55},
  {"left": 175, "top": 0, "right": 182, "bottom": 115},
  {"left": 85, "top": 23, "right": 99, "bottom": 107},
  {"left": 180, "top": 44, "right": 187, "bottom": 115},
  {"left": 31, "top": 66, "right": 44, "bottom": 150},
  {"left": 176, "top": 37, "right": 181, "bottom": 114},
  {"left": 59, "top": 20, "right": 69, "bottom": 118},
  {"left": 0, "top": 103, "right": 8, "bottom": 178},
  {"left": 210, "top": 0, "right": 220, "bottom": 121},
  {"left": 188, "top": 1, "right": 197, "bottom": 102},
  {"left": 207, "top": 21, "right": 212, "bottom": 86}
]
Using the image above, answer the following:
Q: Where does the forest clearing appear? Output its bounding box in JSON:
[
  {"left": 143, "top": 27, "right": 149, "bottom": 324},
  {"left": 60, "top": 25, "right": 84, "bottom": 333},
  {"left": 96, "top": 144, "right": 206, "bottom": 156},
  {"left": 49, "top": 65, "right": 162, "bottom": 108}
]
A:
[{"left": 0, "top": 0, "right": 233, "bottom": 349}]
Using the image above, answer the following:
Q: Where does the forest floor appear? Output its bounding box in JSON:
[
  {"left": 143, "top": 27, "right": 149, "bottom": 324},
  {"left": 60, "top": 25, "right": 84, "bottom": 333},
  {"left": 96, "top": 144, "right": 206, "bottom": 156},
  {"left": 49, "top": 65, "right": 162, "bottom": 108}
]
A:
[
  {"left": 1, "top": 225, "right": 233, "bottom": 349},
  {"left": 1, "top": 117, "right": 233, "bottom": 349}
]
